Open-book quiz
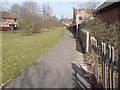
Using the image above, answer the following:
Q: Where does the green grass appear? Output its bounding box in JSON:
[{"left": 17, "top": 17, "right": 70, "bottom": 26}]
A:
[{"left": 2, "top": 28, "right": 64, "bottom": 84}]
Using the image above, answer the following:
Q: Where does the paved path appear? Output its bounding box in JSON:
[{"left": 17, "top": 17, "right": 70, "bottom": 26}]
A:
[{"left": 3, "top": 29, "right": 86, "bottom": 88}]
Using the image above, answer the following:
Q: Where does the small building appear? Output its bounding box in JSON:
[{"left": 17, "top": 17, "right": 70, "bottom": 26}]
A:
[
  {"left": 72, "top": 7, "right": 93, "bottom": 25},
  {"left": 51, "top": 16, "right": 58, "bottom": 22},
  {"left": 0, "top": 12, "right": 19, "bottom": 31},
  {"left": 61, "top": 17, "right": 72, "bottom": 26},
  {"left": 94, "top": 1, "right": 120, "bottom": 24}
]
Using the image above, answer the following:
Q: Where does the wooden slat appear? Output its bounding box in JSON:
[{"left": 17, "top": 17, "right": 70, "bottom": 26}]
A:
[
  {"left": 108, "top": 45, "right": 111, "bottom": 88},
  {"left": 90, "top": 37, "right": 117, "bottom": 89},
  {"left": 92, "top": 45, "right": 118, "bottom": 68}
]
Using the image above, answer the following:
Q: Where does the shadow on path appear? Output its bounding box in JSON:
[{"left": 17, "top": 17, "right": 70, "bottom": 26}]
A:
[
  {"left": 66, "top": 29, "right": 84, "bottom": 54},
  {"left": 76, "top": 39, "right": 83, "bottom": 54}
]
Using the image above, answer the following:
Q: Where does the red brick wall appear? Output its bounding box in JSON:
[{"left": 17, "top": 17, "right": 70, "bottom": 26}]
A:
[
  {"left": 118, "top": 6, "right": 120, "bottom": 22},
  {"left": 99, "top": 6, "right": 119, "bottom": 24},
  {"left": 100, "top": 7, "right": 120, "bottom": 24}
]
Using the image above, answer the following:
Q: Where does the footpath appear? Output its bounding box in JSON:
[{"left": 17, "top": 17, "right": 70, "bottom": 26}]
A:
[{"left": 3, "top": 29, "right": 91, "bottom": 88}]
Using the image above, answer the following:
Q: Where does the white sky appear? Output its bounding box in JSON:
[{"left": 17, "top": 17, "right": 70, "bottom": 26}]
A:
[
  {"left": 1, "top": 0, "right": 107, "bottom": 2},
  {"left": 1, "top": 0, "right": 108, "bottom": 19}
]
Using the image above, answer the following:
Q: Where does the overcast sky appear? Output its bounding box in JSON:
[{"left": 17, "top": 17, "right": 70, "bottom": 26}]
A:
[{"left": 2, "top": 0, "right": 107, "bottom": 19}]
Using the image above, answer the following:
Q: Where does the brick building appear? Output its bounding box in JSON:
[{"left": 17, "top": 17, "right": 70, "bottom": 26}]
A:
[
  {"left": 0, "top": 12, "right": 19, "bottom": 30},
  {"left": 61, "top": 17, "right": 72, "bottom": 26},
  {"left": 72, "top": 7, "right": 92, "bottom": 25},
  {"left": 94, "top": 1, "right": 120, "bottom": 24}
]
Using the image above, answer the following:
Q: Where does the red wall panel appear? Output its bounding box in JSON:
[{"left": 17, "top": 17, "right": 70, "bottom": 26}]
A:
[{"left": 99, "top": 7, "right": 119, "bottom": 24}]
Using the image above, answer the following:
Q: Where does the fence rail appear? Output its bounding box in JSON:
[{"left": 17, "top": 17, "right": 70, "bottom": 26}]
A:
[
  {"left": 69, "top": 24, "right": 119, "bottom": 89},
  {"left": 91, "top": 37, "right": 117, "bottom": 89}
]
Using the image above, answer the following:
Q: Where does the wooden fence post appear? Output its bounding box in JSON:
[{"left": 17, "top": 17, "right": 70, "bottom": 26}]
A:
[
  {"left": 108, "top": 45, "right": 111, "bottom": 89},
  {"left": 86, "top": 32, "right": 89, "bottom": 52},
  {"left": 94, "top": 39, "right": 99, "bottom": 82},
  {"left": 91, "top": 37, "right": 95, "bottom": 67},
  {"left": 102, "top": 43, "right": 105, "bottom": 87},
  {"left": 76, "top": 24, "right": 78, "bottom": 38},
  {"left": 91, "top": 37, "right": 99, "bottom": 82},
  {"left": 104, "top": 43, "right": 107, "bottom": 89},
  {"left": 110, "top": 46, "right": 115, "bottom": 89},
  {"left": 101, "top": 42, "right": 104, "bottom": 86},
  {"left": 91, "top": 37, "right": 116, "bottom": 89}
]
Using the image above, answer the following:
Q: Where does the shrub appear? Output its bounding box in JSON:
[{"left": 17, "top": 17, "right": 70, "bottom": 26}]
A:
[
  {"left": 12, "top": 2, "right": 62, "bottom": 36},
  {"left": 81, "top": 19, "right": 119, "bottom": 50}
]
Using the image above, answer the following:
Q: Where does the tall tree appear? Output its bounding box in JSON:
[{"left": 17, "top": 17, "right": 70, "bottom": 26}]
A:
[
  {"left": 41, "top": 4, "right": 52, "bottom": 20},
  {"left": 0, "top": 0, "right": 10, "bottom": 11},
  {"left": 85, "top": 2, "right": 100, "bottom": 10},
  {"left": 10, "top": 4, "right": 21, "bottom": 15}
]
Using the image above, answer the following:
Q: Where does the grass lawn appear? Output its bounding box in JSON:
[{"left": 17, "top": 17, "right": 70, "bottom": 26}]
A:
[{"left": 2, "top": 28, "right": 64, "bottom": 84}]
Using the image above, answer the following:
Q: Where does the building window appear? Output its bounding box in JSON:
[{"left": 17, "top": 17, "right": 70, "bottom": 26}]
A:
[{"left": 79, "top": 17, "right": 82, "bottom": 20}]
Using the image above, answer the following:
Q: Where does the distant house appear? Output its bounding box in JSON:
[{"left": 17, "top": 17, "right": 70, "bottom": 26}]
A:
[
  {"left": 94, "top": 1, "right": 120, "bottom": 24},
  {"left": 61, "top": 17, "right": 72, "bottom": 26},
  {"left": 72, "top": 7, "right": 92, "bottom": 25},
  {"left": 0, "top": 12, "right": 19, "bottom": 30},
  {"left": 51, "top": 16, "right": 58, "bottom": 22}
]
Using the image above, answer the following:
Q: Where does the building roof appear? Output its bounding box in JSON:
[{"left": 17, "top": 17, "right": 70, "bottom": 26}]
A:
[
  {"left": 61, "top": 18, "right": 69, "bottom": 21},
  {"left": 2, "top": 12, "right": 19, "bottom": 19},
  {"left": 95, "top": 0, "right": 120, "bottom": 13}
]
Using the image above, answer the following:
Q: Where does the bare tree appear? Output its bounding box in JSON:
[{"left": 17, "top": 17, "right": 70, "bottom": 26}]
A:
[
  {"left": 10, "top": 4, "right": 21, "bottom": 15},
  {"left": 0, "top": 2, "right": 2, "bottom": 11},
  {"left": 1, "top": 0, "right": 10, "bottom": 11},
  {"left": 41, "top": 4, "right": 52, "bottom": 20},
  {"left": 85, "top": 2, "right": 100, "bottom": 10},
  {"left": 20, "top": 2, "right": 38, "bottom": 15},
  {"left": 0, "top": 2, "right": 2, "bottom": 15},
  {"left": 17, "top": 2, "right": 44, "bottom": 35},
  {"left": 10, "top": 1, "right": 61, "bottom": 35}
]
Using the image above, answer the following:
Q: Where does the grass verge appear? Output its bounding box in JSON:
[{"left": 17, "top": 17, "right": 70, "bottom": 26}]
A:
[{"left": 2, "top": 28, "right": 64, "bottom": 84}]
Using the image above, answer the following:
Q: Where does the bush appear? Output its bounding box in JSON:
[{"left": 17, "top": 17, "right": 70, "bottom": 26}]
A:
[
  {"left": 19, "top": 13, "right": 44, "bottom": 35},
  {"left": 13, "top": 2, "right": 62, "bottom": 36},
  {"left": 81, "top": 19, "right": 119, "bottom": 50}
]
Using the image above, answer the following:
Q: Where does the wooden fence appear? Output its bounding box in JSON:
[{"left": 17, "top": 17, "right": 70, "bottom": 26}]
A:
[
  {"left": 77, "top": 24, "right": 89, "bottom": 53},
  {"left": 78, "top": 29, "right": 89, "bottom": 53},
  {"left": 90, "top": 36, "right": 117, "bottom": 89},
  {"left": 68, "top": 24, "right": 89, "bottom": 53}
]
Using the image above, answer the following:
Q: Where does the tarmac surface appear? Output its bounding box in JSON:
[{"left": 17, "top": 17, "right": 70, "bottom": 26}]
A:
[{"left": 3, "top": 29, "right": 90, "bottom": 88}]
